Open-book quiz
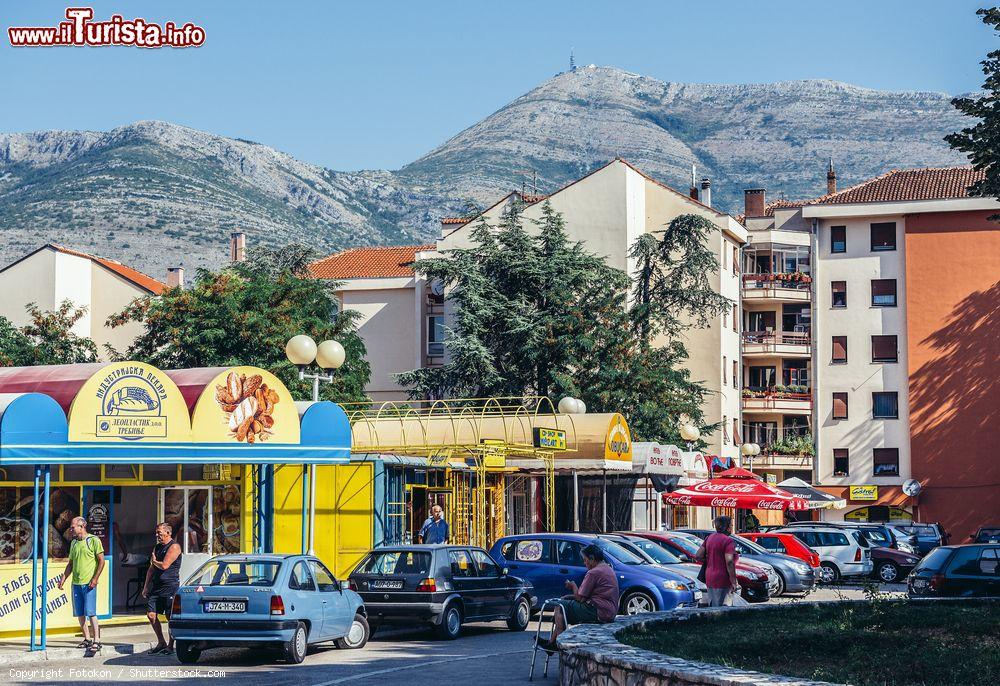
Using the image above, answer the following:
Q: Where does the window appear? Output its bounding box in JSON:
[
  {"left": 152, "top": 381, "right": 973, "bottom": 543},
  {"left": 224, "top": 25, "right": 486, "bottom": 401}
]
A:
[
  {"left": 872, "top": 335, "right": 898, "bottom": 363},
  {"left": 732, "top": 303, "right": 739, "bottom": 332},
  {"left": 427, "top": 315, "right": 445, "bottom": 357},
  {"left": 471, "top": 549, "right": 502, "bottom": 577},
  {"left": 831, "top": 226, "right": 846, "bottom": 253},
  {"left": 748, "top": 310, "right": 775, "bottom": 332},
  {"left": 979, "top": 548, "right": 999, "bottom": 575},
  {"left": 288, "top": 561, "right": 316, "bottom": 591},
  {"left": 754, "top": 536, "right": 786, "bottom": 554},
  {"left": 873, "top": 448, "right": 900, "bottom": 477},
  {"left": 733, "top": 417, "right": 740, "bottom": 445},
  {"left": 872, "top": 392, "right": 899, "bottom": 419},
  {"left": 871, "top": 279, "right": 897, "bottom": 307},
  {"left": 733, "top": 246, "right": 739, "bottom": 275},
  {"left": 723, "top": 356, "right": 727, "bottom": 386},
  {"left": 833, "top": 449, "right": 849, "bottom": 477},
  {"left": 946, "top": 546, "right": 985, "bottom": 576},
  {"left": 500, "top": 539, "right": 553, "bottom": 563},
  {"left": 308, "top": 560, "right": 339, "bottom": 591},
  {"left": 749, "top": 366, "right": 776, "bottom": 388},
  {"left": 831, "top": 281, "right": 847, "bottom": 308},
  {"left": 359, "top": 550, "right": 431, "bottom": 576},
  {"left": 448, "top": 549, "right": 476, "bottom": 578},
  {"left": 556, "top": 540, "right": 587, "bottom": 568},
  {"left": 832, "top": 393, "right": 848, "bottom": 420},
  {"left": 733, "top": 360, "right": 739, "bottom": 389},
  {"left": 832, "top": 336, "right": 848, "bottom": 364},
  {"left": 870, "top": 222, "right": 897, "bottom": 251},
  {"left": 723, "top": 415, "right": 729, "bottom": 444}
]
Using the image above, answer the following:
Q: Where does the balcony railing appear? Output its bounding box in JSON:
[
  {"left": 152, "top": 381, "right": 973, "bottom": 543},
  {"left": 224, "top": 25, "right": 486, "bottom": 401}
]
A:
[
  {"left": 742, "top": 428, "right": 814, "bottom": 457},
  {"left": 741, "top": 386, "right": 812, "bottom": 413},
  {"left": 742, "top": 273, "right": 812, "bottom": 292},
  {"left": 741, "top": 331, "right": 811, "bottom": 354}
]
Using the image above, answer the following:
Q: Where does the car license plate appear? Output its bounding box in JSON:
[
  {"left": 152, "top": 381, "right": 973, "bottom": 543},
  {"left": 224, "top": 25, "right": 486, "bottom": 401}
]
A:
[
  {"left": 694, "top": 591, "right": 703, "bottom": 602},
  {"left": 371, "top": 579, "right": 404, "bottom": 590},
  {"left": 204, "top": 601, "right": 246, "bottom": 613}
]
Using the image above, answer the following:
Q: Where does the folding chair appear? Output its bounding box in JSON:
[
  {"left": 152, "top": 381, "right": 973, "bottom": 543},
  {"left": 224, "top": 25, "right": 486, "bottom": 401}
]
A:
[{"left": 529, "top": 598, "right": 562, "bottom": 681}]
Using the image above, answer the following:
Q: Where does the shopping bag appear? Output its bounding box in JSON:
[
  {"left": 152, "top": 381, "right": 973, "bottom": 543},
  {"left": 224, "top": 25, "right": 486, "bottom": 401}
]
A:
[{"left": 725, "top": 591, "right": 749, "bottom": 607}]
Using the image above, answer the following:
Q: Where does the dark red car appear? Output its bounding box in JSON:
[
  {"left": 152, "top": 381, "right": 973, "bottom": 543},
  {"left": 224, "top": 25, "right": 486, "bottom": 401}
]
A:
[{"left": 740, "top": 532, "right": 821, "bottom": 568}]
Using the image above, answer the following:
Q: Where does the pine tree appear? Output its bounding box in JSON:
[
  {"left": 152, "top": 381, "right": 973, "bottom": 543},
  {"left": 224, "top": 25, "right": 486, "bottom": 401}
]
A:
[{"left": 947, "top": 8, "right": 1000, "bottom": 204}]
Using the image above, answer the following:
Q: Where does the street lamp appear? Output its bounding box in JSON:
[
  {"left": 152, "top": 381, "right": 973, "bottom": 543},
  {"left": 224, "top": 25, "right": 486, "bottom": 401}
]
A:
[
  {"left": 679, "top": 423, "right": 700, "bottom": 451},
  {"left": 558, "top": 396, "right": 587, "bottom": 414},
  {"left": 741, "top": 442, "right": 761, "bottom": 472},
  {"left": 285, "top": 334, "right": 346, "bottom": 555}
]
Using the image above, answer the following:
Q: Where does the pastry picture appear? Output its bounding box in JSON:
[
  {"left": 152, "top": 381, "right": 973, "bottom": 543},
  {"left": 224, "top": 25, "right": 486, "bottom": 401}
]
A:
[{"left": 214, "top": 371, "right": 279, "bottom": 443}]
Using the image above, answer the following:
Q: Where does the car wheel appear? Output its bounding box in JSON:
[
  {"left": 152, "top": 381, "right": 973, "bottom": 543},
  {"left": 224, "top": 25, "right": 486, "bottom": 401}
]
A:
[
  {"left": 175, "top": 641, "right": 200, "bottom": 664},
  {"left": 335, "top": 614, "right": 370, "bottom": 650},
  {"left": 436, "top": 602, "right": 463, "bottom": 640},
  {"left": 282, "top": 622, "right": 308, "bottom": 664},
  {"left": 819, "top": 562, "right": 840, "bottom": 584},
  {"left": 876, "top": 561, "right": 900, "bottom": 584},
  {"left": 506, "top": 596, "right": 531, "bottom": 632},
  {"left": 772, "top": 572, "right": 786, "bottom": 597},
  {"left": 621, "top": 590, "right": 656, "bottom": 615}
]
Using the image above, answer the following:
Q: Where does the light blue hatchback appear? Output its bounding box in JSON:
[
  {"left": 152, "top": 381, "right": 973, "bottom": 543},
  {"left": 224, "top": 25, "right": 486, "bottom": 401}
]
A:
[{"left": 169, "top": 554, "right": 368, "bottom": 664}]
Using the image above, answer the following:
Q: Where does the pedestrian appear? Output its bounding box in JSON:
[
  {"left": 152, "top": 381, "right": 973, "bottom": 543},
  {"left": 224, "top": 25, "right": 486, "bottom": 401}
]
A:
[
  {"left": 418, "top": 504, "right": 449, "bottom": 544},
  {"left": 57, "top": 516, "right": 106, "bottom": 652},
  {"left": 143, "top": 522, "right": 182, "bottom": 655},
  {"left": 744, "top": 511, "right": 761, "bottom": 533},
  {"left": 540, "top": 544, "right": 619, "bottom": 651},
  {"left": 695, "top": 515, "right": 740, "bottom": 607}
]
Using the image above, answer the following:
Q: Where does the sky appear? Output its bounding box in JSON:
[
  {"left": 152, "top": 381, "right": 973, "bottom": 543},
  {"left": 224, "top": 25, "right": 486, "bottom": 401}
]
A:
[{"left": 0, "top": 0, "right": 994, "bottom": 171}]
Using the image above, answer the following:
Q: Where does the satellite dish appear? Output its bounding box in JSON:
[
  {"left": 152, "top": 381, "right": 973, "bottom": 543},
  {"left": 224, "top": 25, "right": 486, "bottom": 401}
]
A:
[{"left": 902, "top": 479, "right": 922, "bottom": 497}]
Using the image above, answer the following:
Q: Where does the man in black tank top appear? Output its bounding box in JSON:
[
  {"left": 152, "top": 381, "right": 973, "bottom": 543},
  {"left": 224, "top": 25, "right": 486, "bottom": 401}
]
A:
[{"left": 143, "top": 522, "right": 182, "bottom": 655}]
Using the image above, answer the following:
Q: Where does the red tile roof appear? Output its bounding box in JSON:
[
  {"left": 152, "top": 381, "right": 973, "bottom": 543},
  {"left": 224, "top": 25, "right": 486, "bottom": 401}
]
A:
[
  {"left": 309, "top": 244, "right": 436, "bottom": 279},
  {"left": 736, "top": 198, "right": 806, "bottom": 224},
  {"left": 45, "top": 244, "right": 165, "bottom": 294},
  {"left": 440, "top": 217, "right": 472, "bottom": 225},
  {"left": 810, "top": 166, "right": 985, "bottom": 205}
]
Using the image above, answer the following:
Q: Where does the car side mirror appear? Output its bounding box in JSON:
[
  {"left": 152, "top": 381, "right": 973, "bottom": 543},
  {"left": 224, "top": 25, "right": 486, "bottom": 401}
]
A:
[{"left": 501, "top": 567, "right": 509, "bottom": 576}]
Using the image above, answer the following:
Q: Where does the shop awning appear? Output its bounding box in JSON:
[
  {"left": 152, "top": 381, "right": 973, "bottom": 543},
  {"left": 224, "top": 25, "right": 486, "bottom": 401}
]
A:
[
  {"left": 664, "top": 467, "right": 811, "bottom": 511},
  {"left": 777, "top": 477, "right": 848, "bottom": 509},
  {"left": 632, "top": 443, "right": 685, "bottom": 476}
]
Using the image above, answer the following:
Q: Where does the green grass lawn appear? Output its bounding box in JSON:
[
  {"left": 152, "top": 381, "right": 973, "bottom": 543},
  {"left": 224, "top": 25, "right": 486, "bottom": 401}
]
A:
[{"left": 618, "top": 601, "right": 999, "bottom": 686}]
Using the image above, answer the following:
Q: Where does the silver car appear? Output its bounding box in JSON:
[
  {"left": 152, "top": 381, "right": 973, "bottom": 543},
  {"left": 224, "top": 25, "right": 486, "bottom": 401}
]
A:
[{"left": 774, "top": 526, "right": 873, "bottom": 582}]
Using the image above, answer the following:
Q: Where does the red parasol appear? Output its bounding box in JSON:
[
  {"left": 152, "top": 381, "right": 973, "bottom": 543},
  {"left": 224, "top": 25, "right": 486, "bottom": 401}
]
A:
[{"left": 665, "top": 466, "right": 811, "bottom": 511}]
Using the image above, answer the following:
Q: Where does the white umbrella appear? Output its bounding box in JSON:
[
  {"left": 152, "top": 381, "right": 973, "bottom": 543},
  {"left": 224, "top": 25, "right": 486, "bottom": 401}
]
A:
[{"left": 777, "top": 477, "right": 847, "bottom": 509}]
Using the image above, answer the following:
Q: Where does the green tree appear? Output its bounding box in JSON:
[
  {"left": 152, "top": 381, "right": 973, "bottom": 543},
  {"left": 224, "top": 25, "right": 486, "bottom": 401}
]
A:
[
  {"left": 947, "top": 8, "right": 1000, "bottom": 204},
  {"left": 0, "top": 301, "right": 99, "bottom": 366},
  {"left": 109, "top": 244, "right": 371, "bottom": 403}
]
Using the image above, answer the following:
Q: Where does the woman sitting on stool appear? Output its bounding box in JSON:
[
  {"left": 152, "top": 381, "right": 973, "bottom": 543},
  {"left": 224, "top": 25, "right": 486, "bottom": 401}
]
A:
[{"left": 539, "top": 544, "right": 620, "bottom": 652}]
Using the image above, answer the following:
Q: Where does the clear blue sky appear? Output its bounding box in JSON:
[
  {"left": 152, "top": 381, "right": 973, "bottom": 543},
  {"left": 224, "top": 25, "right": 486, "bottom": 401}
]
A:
[{"left": 1, "top": 0, "right": 993, "bottom": 171}]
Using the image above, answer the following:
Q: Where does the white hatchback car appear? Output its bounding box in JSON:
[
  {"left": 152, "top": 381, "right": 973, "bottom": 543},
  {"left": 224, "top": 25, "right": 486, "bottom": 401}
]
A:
[{"left": 775, "top": 527, "right": 873, "bottom": 583}]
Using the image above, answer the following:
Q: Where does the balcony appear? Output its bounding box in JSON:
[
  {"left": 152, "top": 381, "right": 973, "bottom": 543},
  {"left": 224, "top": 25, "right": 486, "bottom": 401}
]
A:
[
  {"left": 742, "top": 273, "right": 811, "bottom": 302},
  {"left": 742, "top": 387, "right": 812, "bottom": 415},
  {"left": 742, "top": 331, "right": 811, "bottom": 358},
  {"left": 742, "top": 428, "right": 814, "bottom": 469}
]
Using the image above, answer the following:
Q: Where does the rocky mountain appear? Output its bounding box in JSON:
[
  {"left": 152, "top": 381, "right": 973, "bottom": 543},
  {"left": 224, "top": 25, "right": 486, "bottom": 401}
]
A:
[{"left": 0, "top": 67, "right": 970, "bottom": 278}]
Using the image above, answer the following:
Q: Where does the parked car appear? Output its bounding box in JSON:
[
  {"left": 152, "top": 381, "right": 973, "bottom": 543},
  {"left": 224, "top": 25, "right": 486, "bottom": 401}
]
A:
[
  {"left": 739, "top": 532, "right": 821, "bottom": 568},
  {"left": 778, "top": 521, "right": 917, "bottom": 555},
  {"left": 907, "top": 544, "right": 1000, "bottom": 598},
  {"left": 614, "top": 532, "right": 772, "bottom": 602},
  {"left": 885, "top": 525, "right": 920, "bottom": 553},
  {"left": 595, "top": 534, "right": 710, "bottom": 601},
  {"left": 894, "top": 523, "right": 949, "bottom": 554},
  {"left": 347, "top": 545, "right": 535, "bottom": 640},
  {"left": 971, "top": 526, "right": 1000, "bottom": 544},
  {"left": 169, "top": 554, "right": 368, "bottom": 664},
  {"left": 772, "top": 526, "right": 873, "bottom": 582},
  {"left": 668, "top": 529, "right": 815, "bottom": 596},
  {"left": 490, "top": 533, "right": 700, "bottom": 615}
]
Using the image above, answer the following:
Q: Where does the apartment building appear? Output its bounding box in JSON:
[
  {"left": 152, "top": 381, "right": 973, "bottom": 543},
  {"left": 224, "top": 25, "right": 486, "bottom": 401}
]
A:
[{"left": 740, "top": 166, "right": 999, "bottom": 541}]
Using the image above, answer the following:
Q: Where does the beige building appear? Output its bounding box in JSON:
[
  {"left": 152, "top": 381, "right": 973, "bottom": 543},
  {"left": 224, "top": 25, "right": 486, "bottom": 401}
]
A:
[
  {"left": 0, "top": 243, "right": 165, "bottom": 358},
  {"left": 316, "top": 159, "right": 747, "bottom": 463}
]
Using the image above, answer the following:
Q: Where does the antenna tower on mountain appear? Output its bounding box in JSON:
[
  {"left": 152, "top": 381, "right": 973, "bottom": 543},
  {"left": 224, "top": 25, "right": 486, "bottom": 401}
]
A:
[
  {"left": 570, "top": 48, "right": 576, "bottom": 72},
  {"left": 515, "top": 168, "right": 539, "bottom": 197}
]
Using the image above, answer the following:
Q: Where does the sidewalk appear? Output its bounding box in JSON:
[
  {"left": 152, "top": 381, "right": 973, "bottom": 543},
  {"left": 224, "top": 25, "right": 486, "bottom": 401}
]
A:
[{"left": 0, "top": 625, "right": 159, "bottom": 666}]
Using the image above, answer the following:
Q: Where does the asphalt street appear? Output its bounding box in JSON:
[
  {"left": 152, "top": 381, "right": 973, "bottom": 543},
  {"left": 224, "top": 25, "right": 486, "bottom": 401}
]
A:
[{"left": 6, "top": 585, "right": 905, "bottom": 686}]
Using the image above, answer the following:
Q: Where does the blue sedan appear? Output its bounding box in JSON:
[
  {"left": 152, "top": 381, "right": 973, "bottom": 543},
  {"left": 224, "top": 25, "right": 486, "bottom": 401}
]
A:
[
  {"left": 489, "top": 533, "right": 700, "bottom": 614},
  {"left": 169, "top": 554, "right": 368, "bottom": 664}
]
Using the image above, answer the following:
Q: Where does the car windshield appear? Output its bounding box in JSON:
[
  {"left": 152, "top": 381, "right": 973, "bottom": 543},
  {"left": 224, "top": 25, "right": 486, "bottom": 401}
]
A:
[
  {"left": 186, "top": 559, "right": 282, "bottom": 586},
  {"left": 901, "top": 525, "right": 937, "bottom": 537},
  {"left": 976, "top": 528, "right": 1000, "bottom": 542},
  {"left": 913, "top": 547, "right": 952, "bottom": 572},
  {"left": 621, "top": 539, "right": 681, "bottom": 564},
  {"left": 357, "top": 550, "right": 431, "bottom": 576},
  {"left": 596, "top": 541, "right": 646, "bottom": 565},
  {"left": 665, "top": 535, "right": 701, "bottom": 558},
  {"left": 859, "top": 528, "right": 891, "bottom": 546}
]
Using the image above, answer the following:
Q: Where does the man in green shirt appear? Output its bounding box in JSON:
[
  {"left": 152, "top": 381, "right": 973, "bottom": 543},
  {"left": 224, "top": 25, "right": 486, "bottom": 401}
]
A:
[{"left": 58, "top": 517, "right": 106, "bottom": 651}]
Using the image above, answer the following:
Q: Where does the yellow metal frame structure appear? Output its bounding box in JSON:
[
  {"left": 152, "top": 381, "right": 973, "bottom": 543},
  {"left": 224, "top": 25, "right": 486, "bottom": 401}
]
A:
[{"left": 343, "top": 397, "right": 574, "bottom": 544}]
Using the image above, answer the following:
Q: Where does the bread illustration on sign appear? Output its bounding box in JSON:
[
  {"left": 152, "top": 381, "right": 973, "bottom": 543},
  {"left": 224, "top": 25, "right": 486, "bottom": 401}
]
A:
[{"left": 214, "top": 371, "right": 280, "bottom": 443}]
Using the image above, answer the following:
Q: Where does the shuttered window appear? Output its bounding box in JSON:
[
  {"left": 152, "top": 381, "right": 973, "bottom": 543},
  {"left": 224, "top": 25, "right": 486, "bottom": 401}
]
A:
[
  {"left": 833, "top": 449, "right": 849, "bottom": 477},
  {"left": 873, "top": 448, "right": 900, "bottom": 476},
  {"left": 871, "top": 279, "right": 897, "bottom": 307},
  {"left": 872, "top": 392, "right": 899, "bottom": 419},
  {"left": 733, "top": 360, "right": 739, "bottom": 389},
  {"left": 832, "top": 392, "right": 848, "bottom": 420},
  {"left": 831, "top": 226, "right": 846, "bottom": 253},
  {"left": 733, "top": 303, "right": 739, "bottom": 332},
  {"left": 832, "top": 281, "right": 847, "bottom": 308},
  {"left": 872, "top": 335, "right": 898, "bottom": 363},
  {"left": 832, "top": 336, "right": 847, "bottom": 363},
  {"left": 733, "top": 246, "right": 740, "bottom": 275},
  {"left": 871, "top": 222, "right": 897, "bottom": 251}
]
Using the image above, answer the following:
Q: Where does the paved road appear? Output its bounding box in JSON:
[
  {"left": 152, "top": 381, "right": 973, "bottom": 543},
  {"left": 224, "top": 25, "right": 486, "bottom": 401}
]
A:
[{"left": 7, "top": 585, "right": 905, "bottom": 685}]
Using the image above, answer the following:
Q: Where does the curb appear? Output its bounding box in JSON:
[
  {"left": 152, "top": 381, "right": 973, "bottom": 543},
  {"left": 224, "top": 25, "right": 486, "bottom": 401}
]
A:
[{"left": 0, "top": 640, "right": 157, "bottom": 666}]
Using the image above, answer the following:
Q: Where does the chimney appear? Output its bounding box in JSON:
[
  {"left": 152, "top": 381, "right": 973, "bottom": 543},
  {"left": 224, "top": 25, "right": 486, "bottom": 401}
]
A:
[
  {"left": 700, "top": 178, "right": 712, "bottom": 208},
  {"left": 230, "top": 231, "right": 246, "bottom": 262},
  {"left": 166, "top": 267, "right": 185, "bottom": 289},
  {"left": 827, "top": 159, "right": 837, "bottom": 195},
  {"left": 744, "top": 188, "right": 766, "bottom": 218},
  {"left": 689, "top": 165, "right": 698, "bottom": 200}
]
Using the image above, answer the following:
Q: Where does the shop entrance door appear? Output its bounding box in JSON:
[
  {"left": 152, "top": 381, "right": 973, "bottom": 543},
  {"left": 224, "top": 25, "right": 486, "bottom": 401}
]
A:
[
  {"left": 158, "top": 487, "right": 212, "bottom": 582},
  {"left": 81, "top": 486, "right": 114, "bottom": 619}
]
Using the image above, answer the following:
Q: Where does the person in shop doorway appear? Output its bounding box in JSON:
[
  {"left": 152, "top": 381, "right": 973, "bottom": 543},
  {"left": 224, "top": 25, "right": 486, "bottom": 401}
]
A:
[
  {"left": 418, "top": 504, "right": 449, "bottom": 544},
  {"left": 143, "top": 522, "right": 182, "bottom": 655},
  {"left": 539, "top": 544, "right": 619, "bottom": 652},
  {"left": 744, "top": 510, "right": 761, "bottom": 533},
  {"left": 58, "top": 517, "right": 106, "bottom": 652},
  {"left": 695, "top": 515, "right": 740, "bottom": 607}
]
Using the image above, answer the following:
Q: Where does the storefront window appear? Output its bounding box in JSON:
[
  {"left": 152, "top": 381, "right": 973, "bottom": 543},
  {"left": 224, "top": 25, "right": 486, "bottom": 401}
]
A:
[
  {"left": 1, "top": 486, "right": 82, "bottom": 564},
  {"left": 143, "top": 464, "right": 178, "bottom": 481},
  {"left": 105, "top": 464, "right": 139, "bottom": 480},
  {"left": 212, "top": 485, "right": 241, "bottom": 554},
  {"left": 62, "top": 465, "right": 101, "bottom": 481}
]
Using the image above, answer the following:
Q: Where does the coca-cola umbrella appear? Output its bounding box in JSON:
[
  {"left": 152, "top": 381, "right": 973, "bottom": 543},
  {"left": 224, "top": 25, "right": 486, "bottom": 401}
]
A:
[{"left": 664, "top": 466, "right": 811, "bottom": 511}]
